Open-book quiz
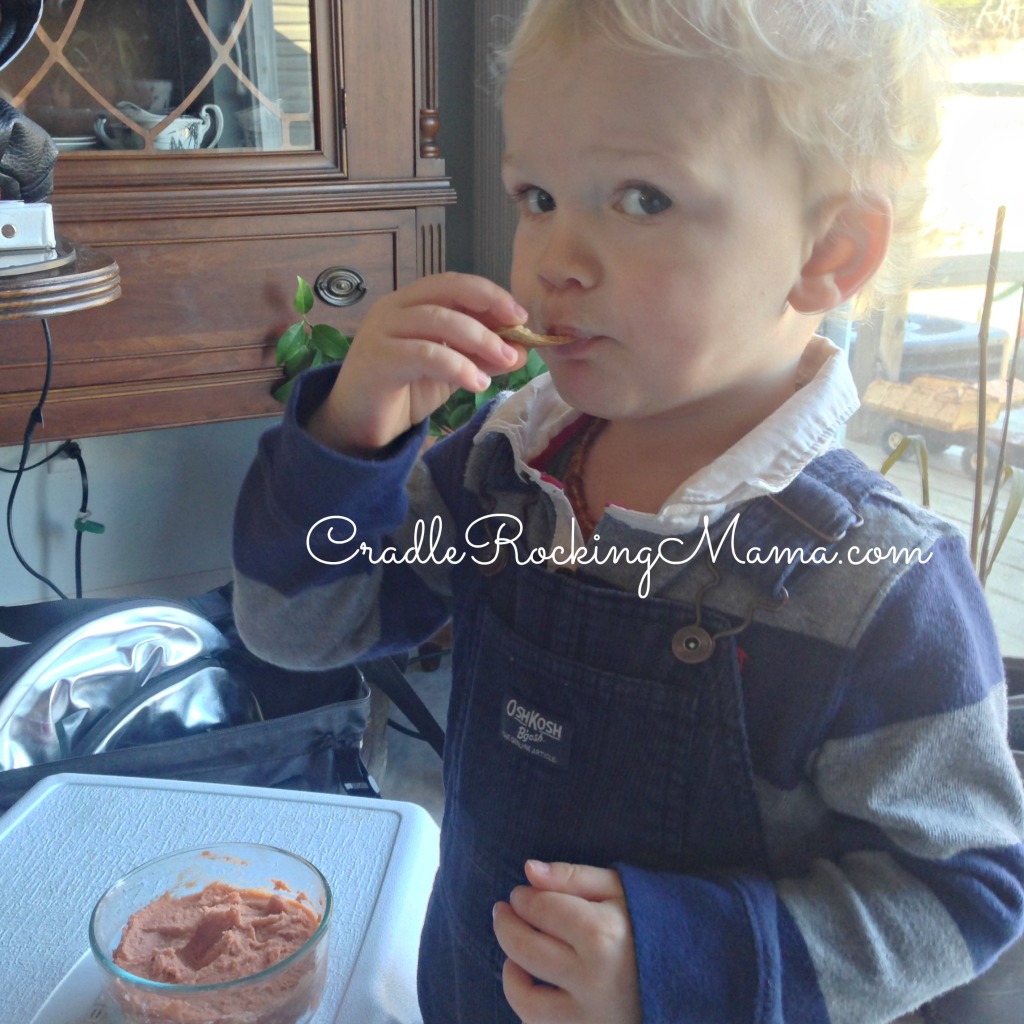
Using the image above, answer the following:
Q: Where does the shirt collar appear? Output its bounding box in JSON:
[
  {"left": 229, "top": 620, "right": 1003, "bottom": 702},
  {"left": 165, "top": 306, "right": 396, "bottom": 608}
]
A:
[{"left": 477, "top": 335, "right": 860, "bottom": 536}]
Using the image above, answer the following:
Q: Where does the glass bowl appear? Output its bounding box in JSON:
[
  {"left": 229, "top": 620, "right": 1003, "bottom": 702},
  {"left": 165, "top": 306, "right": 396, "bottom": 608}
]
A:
[{"left": 89, "top": 843, "right": 332, "bottom": 1024}]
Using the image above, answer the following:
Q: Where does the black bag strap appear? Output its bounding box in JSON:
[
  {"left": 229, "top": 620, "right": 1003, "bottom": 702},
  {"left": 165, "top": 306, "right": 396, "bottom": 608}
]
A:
[
  {"left": 194, "top": 581, "right": 446, "bottom": 758},
  {"left": 0, "top": 598, "right": 114, "bottom": 643},
  {"left": 361, "top": 654, "right": 445, "bottom": 759},
  {"left": 0, "top": 583, "right": 235, "bottom": 646}
]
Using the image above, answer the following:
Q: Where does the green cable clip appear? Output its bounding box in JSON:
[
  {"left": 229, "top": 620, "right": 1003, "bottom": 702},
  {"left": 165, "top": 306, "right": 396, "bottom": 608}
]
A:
[{"left": 74, "top": 511, "right": 105, "bottom": 535}]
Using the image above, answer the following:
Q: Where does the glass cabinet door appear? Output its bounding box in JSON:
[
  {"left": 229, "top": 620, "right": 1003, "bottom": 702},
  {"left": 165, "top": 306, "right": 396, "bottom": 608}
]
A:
[{"left": 0, "top": 0, "right": 315, "bottom": 153}]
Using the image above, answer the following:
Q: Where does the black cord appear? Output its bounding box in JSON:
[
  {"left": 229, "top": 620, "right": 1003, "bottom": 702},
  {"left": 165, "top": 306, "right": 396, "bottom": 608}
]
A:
[
  {"left": 4, "top": 318, "right": 69, "bottom": 599},
  {"left": 0, "top": 440, "right": 73, "bottom": 473},
  {"left": 67, "top": 441, "right": 87, "bottom": 599}
]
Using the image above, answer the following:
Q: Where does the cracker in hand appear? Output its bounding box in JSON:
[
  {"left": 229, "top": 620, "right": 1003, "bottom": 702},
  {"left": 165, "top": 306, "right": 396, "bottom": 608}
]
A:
[{"left": 498, "top": 325, "right": 574, "bottom": 348}]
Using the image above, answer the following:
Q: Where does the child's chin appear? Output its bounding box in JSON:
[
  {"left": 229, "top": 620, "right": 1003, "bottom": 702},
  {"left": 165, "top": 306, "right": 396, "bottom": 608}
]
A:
[{"left": 547, "top": 373, "right": 617, "bottom": 418}]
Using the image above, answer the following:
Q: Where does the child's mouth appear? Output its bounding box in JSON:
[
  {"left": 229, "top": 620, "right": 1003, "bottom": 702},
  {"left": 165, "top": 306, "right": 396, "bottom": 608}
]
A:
[{"left": 542, "top": 327, "right": 600, "bottom": 355}]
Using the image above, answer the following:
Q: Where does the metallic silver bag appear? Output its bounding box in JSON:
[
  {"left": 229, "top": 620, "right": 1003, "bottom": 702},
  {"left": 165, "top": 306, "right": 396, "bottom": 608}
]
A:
[
  {"left": 0, "top": 602, "right": 261, "bottom": 772},
  {"left": 0, "top": 584, "right": 433, "bottom": 813}
]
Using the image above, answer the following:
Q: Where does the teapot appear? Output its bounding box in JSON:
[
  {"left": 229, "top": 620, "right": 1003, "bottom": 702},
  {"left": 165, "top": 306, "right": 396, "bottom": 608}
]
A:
[{"left": 95, "top": 102, "right": 224, "bottom": 151}]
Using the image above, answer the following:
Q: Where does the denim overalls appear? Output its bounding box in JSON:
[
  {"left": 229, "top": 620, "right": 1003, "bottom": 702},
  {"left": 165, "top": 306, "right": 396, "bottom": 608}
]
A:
[{"left": 416, "top": 445, "right": 879, "bottom": 1023}]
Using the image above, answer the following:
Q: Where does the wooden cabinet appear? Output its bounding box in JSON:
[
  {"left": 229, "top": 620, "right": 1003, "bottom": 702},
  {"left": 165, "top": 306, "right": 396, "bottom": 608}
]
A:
[{"left": 0, "top": 0, "right": 453, "bottom": 444}]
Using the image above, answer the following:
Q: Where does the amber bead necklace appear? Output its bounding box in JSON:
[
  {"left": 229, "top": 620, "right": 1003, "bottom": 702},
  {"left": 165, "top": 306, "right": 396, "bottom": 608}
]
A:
[{"left": 561, "top": 415, "right": 608, "bottom": 540}]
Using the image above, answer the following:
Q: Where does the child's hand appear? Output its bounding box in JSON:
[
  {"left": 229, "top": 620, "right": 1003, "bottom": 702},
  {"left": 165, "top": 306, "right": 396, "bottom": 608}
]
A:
[
  {"left": 493, "top": 860, "right": 642, "bottom": 1024},
  {"left": 306, "top": 272, "right": 527, "bottom": 454}
]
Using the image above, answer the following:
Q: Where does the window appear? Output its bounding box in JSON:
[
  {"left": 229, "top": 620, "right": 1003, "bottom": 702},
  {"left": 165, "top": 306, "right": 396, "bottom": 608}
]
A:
[
  {"left": 839, "top": 7, "right": 1023, "bottom": 658},
  {"left": 0, "top": 0, "right": 315, "bottom": 153}
]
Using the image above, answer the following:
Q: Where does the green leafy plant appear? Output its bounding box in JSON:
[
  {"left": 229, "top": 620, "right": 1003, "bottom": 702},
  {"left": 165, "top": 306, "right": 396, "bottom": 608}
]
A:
[
  {"left": 272, "top": 279, "right": 552, "bottom": 422},
  {"left": 272, "top": 277, "right": 352, "bottom": 403},
  {"left": 429, "top": 347, "right": 550, "bottom": 436}
]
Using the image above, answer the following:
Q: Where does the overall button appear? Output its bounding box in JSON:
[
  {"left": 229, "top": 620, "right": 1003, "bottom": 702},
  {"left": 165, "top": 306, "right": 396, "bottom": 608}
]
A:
[
  {"left": 672, "top": 625, "right": 715, "bottom": 664},
  {"left": 478, "top": 547, "right": 508, "bottom": 576}
]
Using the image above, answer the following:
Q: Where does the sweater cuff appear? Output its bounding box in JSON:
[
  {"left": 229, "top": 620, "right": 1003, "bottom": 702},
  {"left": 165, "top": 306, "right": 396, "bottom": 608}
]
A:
[
  {"left": 618, "top": 865, "right": 776, "bottom": 1024},
  {"left": 274, "top": 365, "right": 429, "bottom": 522},
  {"left": 619, "top": 864, "right": 829, "bottom": 1024},
  {"left": 620, "top": 865, "right": 759, "bottom": 1023},
  {"left": 291, "top": 363, "right": 430, "bottom": 463}
]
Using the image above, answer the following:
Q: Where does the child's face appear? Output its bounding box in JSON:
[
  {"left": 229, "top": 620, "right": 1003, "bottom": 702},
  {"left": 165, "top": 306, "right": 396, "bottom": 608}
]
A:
[{"left": 502, "top": 33, "right": 819, "bottom": 426}]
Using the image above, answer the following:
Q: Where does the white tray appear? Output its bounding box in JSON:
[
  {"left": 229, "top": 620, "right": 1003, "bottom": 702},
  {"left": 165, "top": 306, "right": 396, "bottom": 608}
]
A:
[{"left": 0, "top": 773, "right": 440, "bottom": 1024}]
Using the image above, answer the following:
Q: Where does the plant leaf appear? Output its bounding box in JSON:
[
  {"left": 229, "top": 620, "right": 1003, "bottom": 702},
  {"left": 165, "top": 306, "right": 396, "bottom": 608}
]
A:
[
  {"left": 311, "top": 323, "right": 351, "bottom": 361},
  {"left": 275, "top": 322, "right": 308, "bottom": 366},
  {"left": 272, "top": 377, "right": 297, "bottom": 404},
  {"left": 283, "top": 347, "right": 315, "bottom": 379},
  {"left": 880, "top": 434, "right": 930, "bottom": 507},
  {"left": 429, "top": 407, "right": 454, "bottom": 435},
  {"left": 499, "top": 367, "right": 525, "bottom": 391},
  {"left": 474, "top": 380, "right": 504, "bottom": 408},
  {"left": 525, "top": 348, "right": 546, "bottom": 377},
  {"left": 448, "top": 399, "right": 476, "bottom": 430},
  {"left": 294, "top": 276, "right": 315, "bottom": 316},
  {"left": 981, "top": 465, "right": 1024, "bottom": 579}
]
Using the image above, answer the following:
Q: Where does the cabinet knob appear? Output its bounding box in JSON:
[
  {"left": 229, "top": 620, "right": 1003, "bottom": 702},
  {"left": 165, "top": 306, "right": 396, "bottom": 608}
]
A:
[{"left": 314, "top": 267, "right": 367, "bottom": 307}]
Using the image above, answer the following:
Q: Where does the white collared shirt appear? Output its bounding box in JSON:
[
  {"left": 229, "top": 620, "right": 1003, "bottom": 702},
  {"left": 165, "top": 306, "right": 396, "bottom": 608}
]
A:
[{"left": 476, "top": 336, "right": 860, "bottom": 551}]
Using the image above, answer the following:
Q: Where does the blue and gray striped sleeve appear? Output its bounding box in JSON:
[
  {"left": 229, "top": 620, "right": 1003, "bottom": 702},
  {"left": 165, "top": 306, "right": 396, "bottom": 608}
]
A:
[
  {"left": 231, "top": 365, "right": 460, "bottom": 669},
  {"left": 622, "top": 533, "right": 1024, "bottom": 1023}
]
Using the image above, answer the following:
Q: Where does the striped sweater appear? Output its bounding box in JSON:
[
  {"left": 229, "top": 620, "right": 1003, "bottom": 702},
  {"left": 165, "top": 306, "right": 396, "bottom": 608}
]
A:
[{"left": 233, "top": 366, "right": 1024, "bottom": 1023}]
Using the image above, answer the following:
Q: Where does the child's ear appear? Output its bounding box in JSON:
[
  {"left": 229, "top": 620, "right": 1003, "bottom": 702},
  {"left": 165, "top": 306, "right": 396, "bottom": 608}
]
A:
[{"left": 788, "top": 192, "right": 893, "bottom": 315}]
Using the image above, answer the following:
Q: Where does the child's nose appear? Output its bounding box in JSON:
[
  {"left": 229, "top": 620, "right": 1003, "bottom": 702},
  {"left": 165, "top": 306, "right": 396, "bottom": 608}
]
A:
[{"left": 535, "top": 216, "right": 600, "bottom": 291}]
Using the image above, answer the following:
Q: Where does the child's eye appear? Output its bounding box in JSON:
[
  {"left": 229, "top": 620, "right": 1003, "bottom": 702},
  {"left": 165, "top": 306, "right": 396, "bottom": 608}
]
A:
[
  {"left": 513, "top": 187, "right": 556, "bottom": 215},
  {"left": 619, "top": 185, "right": 673, "bottom": 217}
]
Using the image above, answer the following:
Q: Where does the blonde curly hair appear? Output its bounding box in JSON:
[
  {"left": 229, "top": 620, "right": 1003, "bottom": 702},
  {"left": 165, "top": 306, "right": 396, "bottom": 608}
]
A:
[{"left": 499, "top": 0, "right": 949, "bottom": 313}]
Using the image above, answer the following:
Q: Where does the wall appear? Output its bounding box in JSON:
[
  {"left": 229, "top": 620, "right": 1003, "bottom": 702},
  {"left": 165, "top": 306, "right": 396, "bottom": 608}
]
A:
[{"left": 0, "top": 418, "right": 277, "bottom": 605}]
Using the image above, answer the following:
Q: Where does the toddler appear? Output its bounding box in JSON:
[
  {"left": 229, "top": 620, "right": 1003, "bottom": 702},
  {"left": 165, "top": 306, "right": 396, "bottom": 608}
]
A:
[{"left": 233, "top": 2, "right": 1024, "bottom": 1021}]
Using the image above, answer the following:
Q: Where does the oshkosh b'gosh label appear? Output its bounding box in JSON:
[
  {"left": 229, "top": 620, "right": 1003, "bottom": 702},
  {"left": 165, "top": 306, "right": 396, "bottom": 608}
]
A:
[{"left": 500, "top": 693, "right": 573, "bottom": 769}]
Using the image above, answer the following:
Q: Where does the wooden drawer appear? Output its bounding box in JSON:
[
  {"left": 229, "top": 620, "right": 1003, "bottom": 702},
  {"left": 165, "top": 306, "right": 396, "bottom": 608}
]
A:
[{"left": 0, "top": 208, "right": 417, "bottom": 443}]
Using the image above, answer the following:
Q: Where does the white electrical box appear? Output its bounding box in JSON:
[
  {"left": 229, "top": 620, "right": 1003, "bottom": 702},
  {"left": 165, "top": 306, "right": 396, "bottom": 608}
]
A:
[{"left": 0, "top": 199, "right": 56, "bottom": 250}]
